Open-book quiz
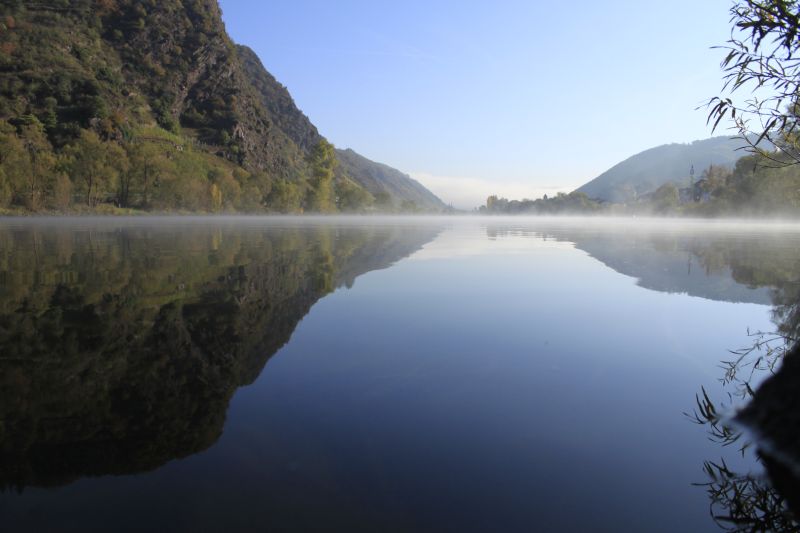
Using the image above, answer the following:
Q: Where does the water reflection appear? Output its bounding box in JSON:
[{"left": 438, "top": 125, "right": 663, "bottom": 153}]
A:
[
  {"left": 483, "top": 221, "right": 800, "bottom": 530},
  {"left": 689, "top": 335, "right": 800, "bottom": 531},
  {"left": 0, "top": 219, "right": 440, "bottom": 490},
  {"left": 625, "top": 232, "right": 800, "bottom": 530},
  {"left": 3, "top": 217, "right": 800, "bottom": 531},
  {"left": 485, "top": 223, "right": 800, "bottom": 305}
]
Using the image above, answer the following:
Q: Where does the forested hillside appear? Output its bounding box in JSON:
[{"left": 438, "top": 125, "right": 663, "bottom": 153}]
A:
[{"left": 0, "top": 0, "right": 441, "bottom": 213}]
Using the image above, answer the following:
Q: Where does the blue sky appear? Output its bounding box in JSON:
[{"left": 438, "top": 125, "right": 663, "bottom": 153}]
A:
[{"left": 220, "top": 0, "right": 734, "bottom": 208}]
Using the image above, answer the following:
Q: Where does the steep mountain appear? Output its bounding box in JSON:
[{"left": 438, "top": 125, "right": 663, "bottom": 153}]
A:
[
  {"left": 236, "top": 46, "right": 442, "bottom": 211},
  {"left": 235, "top": 44, "right": 323, "bottom": 160},
  {"left": 0, "top": 0, "right": 441, "bottom": 212},
  {"left": 335, "top": 148, "right": 446, "bottom": 210},
  {"left": 576, "top": 137, "right": 751, "bottom": 203}
]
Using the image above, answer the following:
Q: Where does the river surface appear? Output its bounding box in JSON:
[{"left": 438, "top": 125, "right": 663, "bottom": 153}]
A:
[{"left": 0, "top": 216, "right": 798, "bottom": 532}]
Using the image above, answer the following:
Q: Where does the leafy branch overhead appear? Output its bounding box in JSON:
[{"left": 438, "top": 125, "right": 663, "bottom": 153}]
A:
[{"left": 709, "top": 0, "right": 800, "bottom": 164}]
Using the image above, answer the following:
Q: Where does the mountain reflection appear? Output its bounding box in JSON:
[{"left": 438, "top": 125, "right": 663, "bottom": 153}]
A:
[
  {"left": 567, "top": 226, "right": 800, "bottom": 531},
  {"left": 0, "top": 220, "right": 439, "bottom": 490},
  {"left": 485, "top": 222, "right": 800, "bottom": 530},
  {"left": 568, "top": 227, "right": 800, "bottom": 530},
  {"left": 486, "top": 223, "right": 800, "bottom": 305}
]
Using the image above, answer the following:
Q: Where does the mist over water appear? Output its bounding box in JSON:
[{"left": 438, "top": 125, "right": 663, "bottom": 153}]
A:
[{"left": 0, "top": 216, "right": 798, "bottom": 532}]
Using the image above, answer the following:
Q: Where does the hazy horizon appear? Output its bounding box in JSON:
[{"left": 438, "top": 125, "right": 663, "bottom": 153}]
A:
[{"left": 220, "top": 0, "right": 734, "bottom": 209}]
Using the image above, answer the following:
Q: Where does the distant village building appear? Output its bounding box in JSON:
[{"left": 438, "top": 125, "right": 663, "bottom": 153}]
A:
[
  {"left": 678, "top": 165, "right": 695, "bottom": 204},
  {"left": 678, "top": 164, "right": 711, "bottom": 204},
  {"left": 693, "top": 180, "right": 712, "bottom": 203}
]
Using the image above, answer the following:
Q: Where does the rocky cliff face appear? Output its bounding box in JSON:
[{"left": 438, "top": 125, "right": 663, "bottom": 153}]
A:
[
  {"left": 105, "top": 0, "right": 307, "bottom": 175},
  {"left": 236, "top": 45, "right": 323, "bottom": 153}
]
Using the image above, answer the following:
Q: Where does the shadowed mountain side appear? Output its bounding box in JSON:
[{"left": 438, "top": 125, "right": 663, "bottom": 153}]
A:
[
  {"left": 335, "top": 149, "right": 446, "bottom": 211},
  {"left": 0, "top": 222, "right": 439, "bottom": 490}
]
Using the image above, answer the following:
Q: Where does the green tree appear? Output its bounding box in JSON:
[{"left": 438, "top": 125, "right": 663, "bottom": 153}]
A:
[
  {"left": 698, "top": 164, "right": 733, "bottom": 198},
  {"left": 374, "top": 191, "right": 393, "bottom": 211},
  {"left": 726, "top": 154, "right": 800, "bottom": 212},
  {"left": 305, "top": 140, "right": 337, "bottom": 213},
  {"left": 212, "top": 170, "right": 241, "bottom": 211},
  {"left": 267, "top": 178, "right": 302, "bottom": 213},
  {"left": 65, "top": 130, "right": 128, "bottom": 207},
  {"left": 209, "top": 183, "right": 223, "bottom": 212},
  {"left": 335, "top": 178, "right": 373, "bottom": 212},
  {"left": 400, "top": 200, "right": 419, "bottom": 213},
  {"left": 0, "top": 119, "right": 57, "bottom": 210},
  {"left": 0, "top": 167, "right": 11, "bottom": 208},
  {"left": 49, "top": 173, "right": 73, "bottom": 210},
  {"left": 651, "top": 183, "right": 680, "bottom": 214},
  {"left": 124, "top": 142, "right": 175, "bottom": 208},
  {"left": 156, "top": 149, "right": 210, "bottom": 211},
  {"left": 240, "top": 171, "right": 272, "bottom": 211},
  {"left": 19, "top": 121, "right": 56, "bottom": 210},
  {"left": 0, "top": 121, "right": 27, "bottom": 207}
]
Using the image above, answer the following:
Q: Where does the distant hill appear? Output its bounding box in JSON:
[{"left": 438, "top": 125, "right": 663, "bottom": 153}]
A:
[
  {"left": 335, "top": 148, "right": 446, "bottom": 211},
  {"left": 576, "top": 137, "right": 752, "bottom": 203}
]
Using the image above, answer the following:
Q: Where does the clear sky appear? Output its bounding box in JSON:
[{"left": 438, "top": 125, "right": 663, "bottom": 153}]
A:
[{"left": 219, "top": 0, "right": 735, "bottom": 208}]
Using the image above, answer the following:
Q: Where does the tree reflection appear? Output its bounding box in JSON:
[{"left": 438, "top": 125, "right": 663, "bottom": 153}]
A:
[
  {"left": 0, "top": 221, "right": 438, "bottom": 491},
  {"left": 690, "top": 342, "right": 800, "bottom": 532},
  {"left": 696, "top": 456, "right": 797, "bottom": 531},
  {"left": 688, "top": 261, "right": 800, "bottom": 531}
]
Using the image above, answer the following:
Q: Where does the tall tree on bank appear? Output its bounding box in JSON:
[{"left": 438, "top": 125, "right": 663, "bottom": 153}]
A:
[
  {"left": 122, "top": 142, "right": 174, "bottom": 208},
  {"left": 708, "top": 1, "right": 800, "bottom": 163},
  {"left": 0, "top": 119, "right": 56, "bottom": 210},
  {"left": 306, "top": 140, "right": 337, "bottom": 213},
  {"left": 65, "top": 131, "right": 128, "bottom": 207},
  {"left": 18, "top": 120, "right": 56, "bottom": 210},
  {"left": 0, "top": 122, "right": 28, "bottom": 208}
]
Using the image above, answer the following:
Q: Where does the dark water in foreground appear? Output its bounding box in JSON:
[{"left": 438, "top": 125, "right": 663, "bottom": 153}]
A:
[{"left": 0, "top": 216, "right": 798, "bottom": 532}]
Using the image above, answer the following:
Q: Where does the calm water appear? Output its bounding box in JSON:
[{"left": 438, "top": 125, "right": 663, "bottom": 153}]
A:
[{"left": 0, "top": 216, "right": 798, "bottom": 532}]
